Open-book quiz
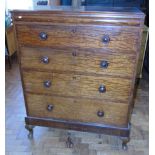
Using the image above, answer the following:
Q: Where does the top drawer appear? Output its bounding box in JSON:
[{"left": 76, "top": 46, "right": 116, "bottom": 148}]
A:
[{"left": 16, "top": 24, "right": 139, "bottom": 51}]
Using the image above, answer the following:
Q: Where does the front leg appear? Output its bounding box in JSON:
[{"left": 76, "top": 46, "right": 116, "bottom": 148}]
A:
[
  {"left": 66, "top": 132, "right": 74, "bottom": 148},
  {"left": 121, "top": 137, "right": 130, "bottom": 151},
  {"left": 25, "top": 124, "right": 35, "bottom": 139}
]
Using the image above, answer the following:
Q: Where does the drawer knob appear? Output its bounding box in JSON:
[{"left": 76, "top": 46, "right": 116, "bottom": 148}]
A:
[
  {"left": 44, "top": 80, "right": 51, "bottom": 88},
  {"left": 102, "top": 35, "right": 110, "bottom": 44},
  {"left": 97, "top": 111, "right": 104, "bottom": 117},
  {"left": 47, "top": 104, "right": 54, "bottom": 111},
  {"left": 99, "top": 85, "right": 106, "bottom": 93},
  {"left": 41, "top": 56, "right": 49, "bottom": 64},
  {"left": 39, "top": 32, "right": 48, "bottom": 40},
  {"left": 100, "top": 60, "right": 109, "bottom": 68}
]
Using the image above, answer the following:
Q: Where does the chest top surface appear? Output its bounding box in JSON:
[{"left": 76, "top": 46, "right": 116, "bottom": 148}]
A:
[
  {"left": 12, "top": 6, "right": 145, "bottom": 27},
  {"left": 11, "top": 6, "right": 145, "bottom": 18}
]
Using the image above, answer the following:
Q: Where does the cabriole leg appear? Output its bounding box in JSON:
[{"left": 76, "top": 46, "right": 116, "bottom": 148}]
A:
[
  {"left": 121, "top": 137, "right": 130, "bottom": 151},
  {"left": 25, "top": 124, "right": 35, "bottom": 139},
  {"left": 66, "top": 132, "right": 74, "bottom": 148}
]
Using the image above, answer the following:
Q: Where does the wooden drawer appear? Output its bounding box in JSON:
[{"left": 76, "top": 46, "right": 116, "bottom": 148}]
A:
[
  {"left": 20, "top": 47, "right": 136, "bottom": 78},
  {"left": 22, "top": 70, "right": 131, "bottom": 103},
  {"left": 16, "top": 24, "right": 139, "bottom": 51},
  {"left": 26, "top": 93, "right": 129, "bottom": 127}
]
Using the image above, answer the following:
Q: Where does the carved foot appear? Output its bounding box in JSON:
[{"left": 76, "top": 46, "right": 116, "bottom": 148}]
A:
[
  {"left": 25, "top": 124, "right": 35, "bottom": 139},
  {"left": 66, "top": 133, "right": 74, "bottom": 148},
  {"left": 136, "top": 78, "right": 140, "bottom": 86},
  {"left": 121, "top": 137, "right": 129, "bottom": 151},
  {"left": 122, "top": 141, "right": 128, "bottom": 150}
]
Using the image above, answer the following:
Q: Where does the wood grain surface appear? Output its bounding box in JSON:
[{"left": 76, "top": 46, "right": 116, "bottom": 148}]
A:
[
  {"left": 11, "top": 7, "right": 145, "bottom": 143},
  {"left": 20, "top": 47, "right": 136, "bottom": 78},
  {"left": 22, "top": 70, "right": 131, "bottom": 103},
  {"left": 16, "top": 24, "right": 139, "bottom": 51},
  {"left": 12, "top": 7, "right": 145, "bottom": 27},
  {"left": 26, "top": 93, "right": 129, "bottom": 127}
]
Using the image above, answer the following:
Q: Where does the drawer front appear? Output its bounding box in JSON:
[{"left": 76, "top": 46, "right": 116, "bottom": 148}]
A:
[
  {"left": 16, "top": 24, "right": 139, "bottom": 51},
  {"left": 22, "top": 71, "right": 131, "bottom": 103},
  {"left": 26, "top": 93, "right": 129, "bottom": 127},
  {"left": 21, "top": 47, "right": 136, "bottom": 78}
]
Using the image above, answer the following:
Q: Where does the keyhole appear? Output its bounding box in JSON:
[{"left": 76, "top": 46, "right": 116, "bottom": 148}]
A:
[
  {"left": 72, "top": 51, "right": 77, "bottom": 57},
  {"left": 72, "top": 28, "right": 76, "bottom": 33},
  {"left": 72, "top": 76, "right": 76, "bottom": 80},
  {"left": 73, "top": 100, "right": 77, "bottom": 103}
]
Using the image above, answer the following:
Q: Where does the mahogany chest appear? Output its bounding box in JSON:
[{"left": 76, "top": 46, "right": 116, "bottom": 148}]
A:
[{"left": 12, "top": 6, "right": 145, "bottom": 150}]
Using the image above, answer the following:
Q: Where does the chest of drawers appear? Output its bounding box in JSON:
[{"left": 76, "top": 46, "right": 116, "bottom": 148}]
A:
[{"left": 12, "top": 6, "right": 145, "bottom": 150}]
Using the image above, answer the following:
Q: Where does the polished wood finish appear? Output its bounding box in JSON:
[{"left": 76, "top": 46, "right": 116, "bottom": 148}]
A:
[
  {"left": 20, "top": 47, "right": 136, "bottom": 78},
  {"left": 25, "top": 117, "right": 130, "bottom": 137},
  {"left": 26, "top": 93, "right": 129, "bottom": 127},
  {"left": 6, "top": 25, "right": 17, "bottom": 56},
  {"left": 12, "top": 6, "right": 145, "bottom": 149},
  {"left": 16, "top": 25, "right": 139, "bottom": 51},
  {"left": 12, "top": 7, "right": 144, "bottom": 27},
  {"left": 22, "top": 70, "right": 131, "bottom": 102},
  {"left": 6, "top": 62, "right": 149, "bottom": 154}
]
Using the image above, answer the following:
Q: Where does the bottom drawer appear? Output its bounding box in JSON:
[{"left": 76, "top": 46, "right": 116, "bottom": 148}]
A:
[{"left": 26, "top": 93, "right": 129, "bottom": 127}]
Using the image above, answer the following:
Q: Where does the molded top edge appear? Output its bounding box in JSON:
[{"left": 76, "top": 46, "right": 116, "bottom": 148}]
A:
[{"left": 11, "top": 6, "right": 145, "bottom": 17}]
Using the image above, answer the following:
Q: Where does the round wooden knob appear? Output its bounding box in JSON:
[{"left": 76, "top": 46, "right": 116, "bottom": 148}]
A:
[
  {"left": 99, "top": 85, "right": 106, "bottom": 93},
  {"left": 100, "top": 60, "right": 109, "bottom": 68},
  {"left": 39, "top": 32, "right": 48, "bottom": 40},
  {"left": 47, "top": 104, "right": 54, "bottom": 111},
  {"left": 41, "top": 56, "right": 49, "bottom": 64},
  {"left": 43, "top": 80, "right": 51, "bottom": 88},
  {"left": 97, "top": 111, "right": 104, "bottom": 117},
  {"left": 102, "top": 35, "right": 110, "bottom": 44}
]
